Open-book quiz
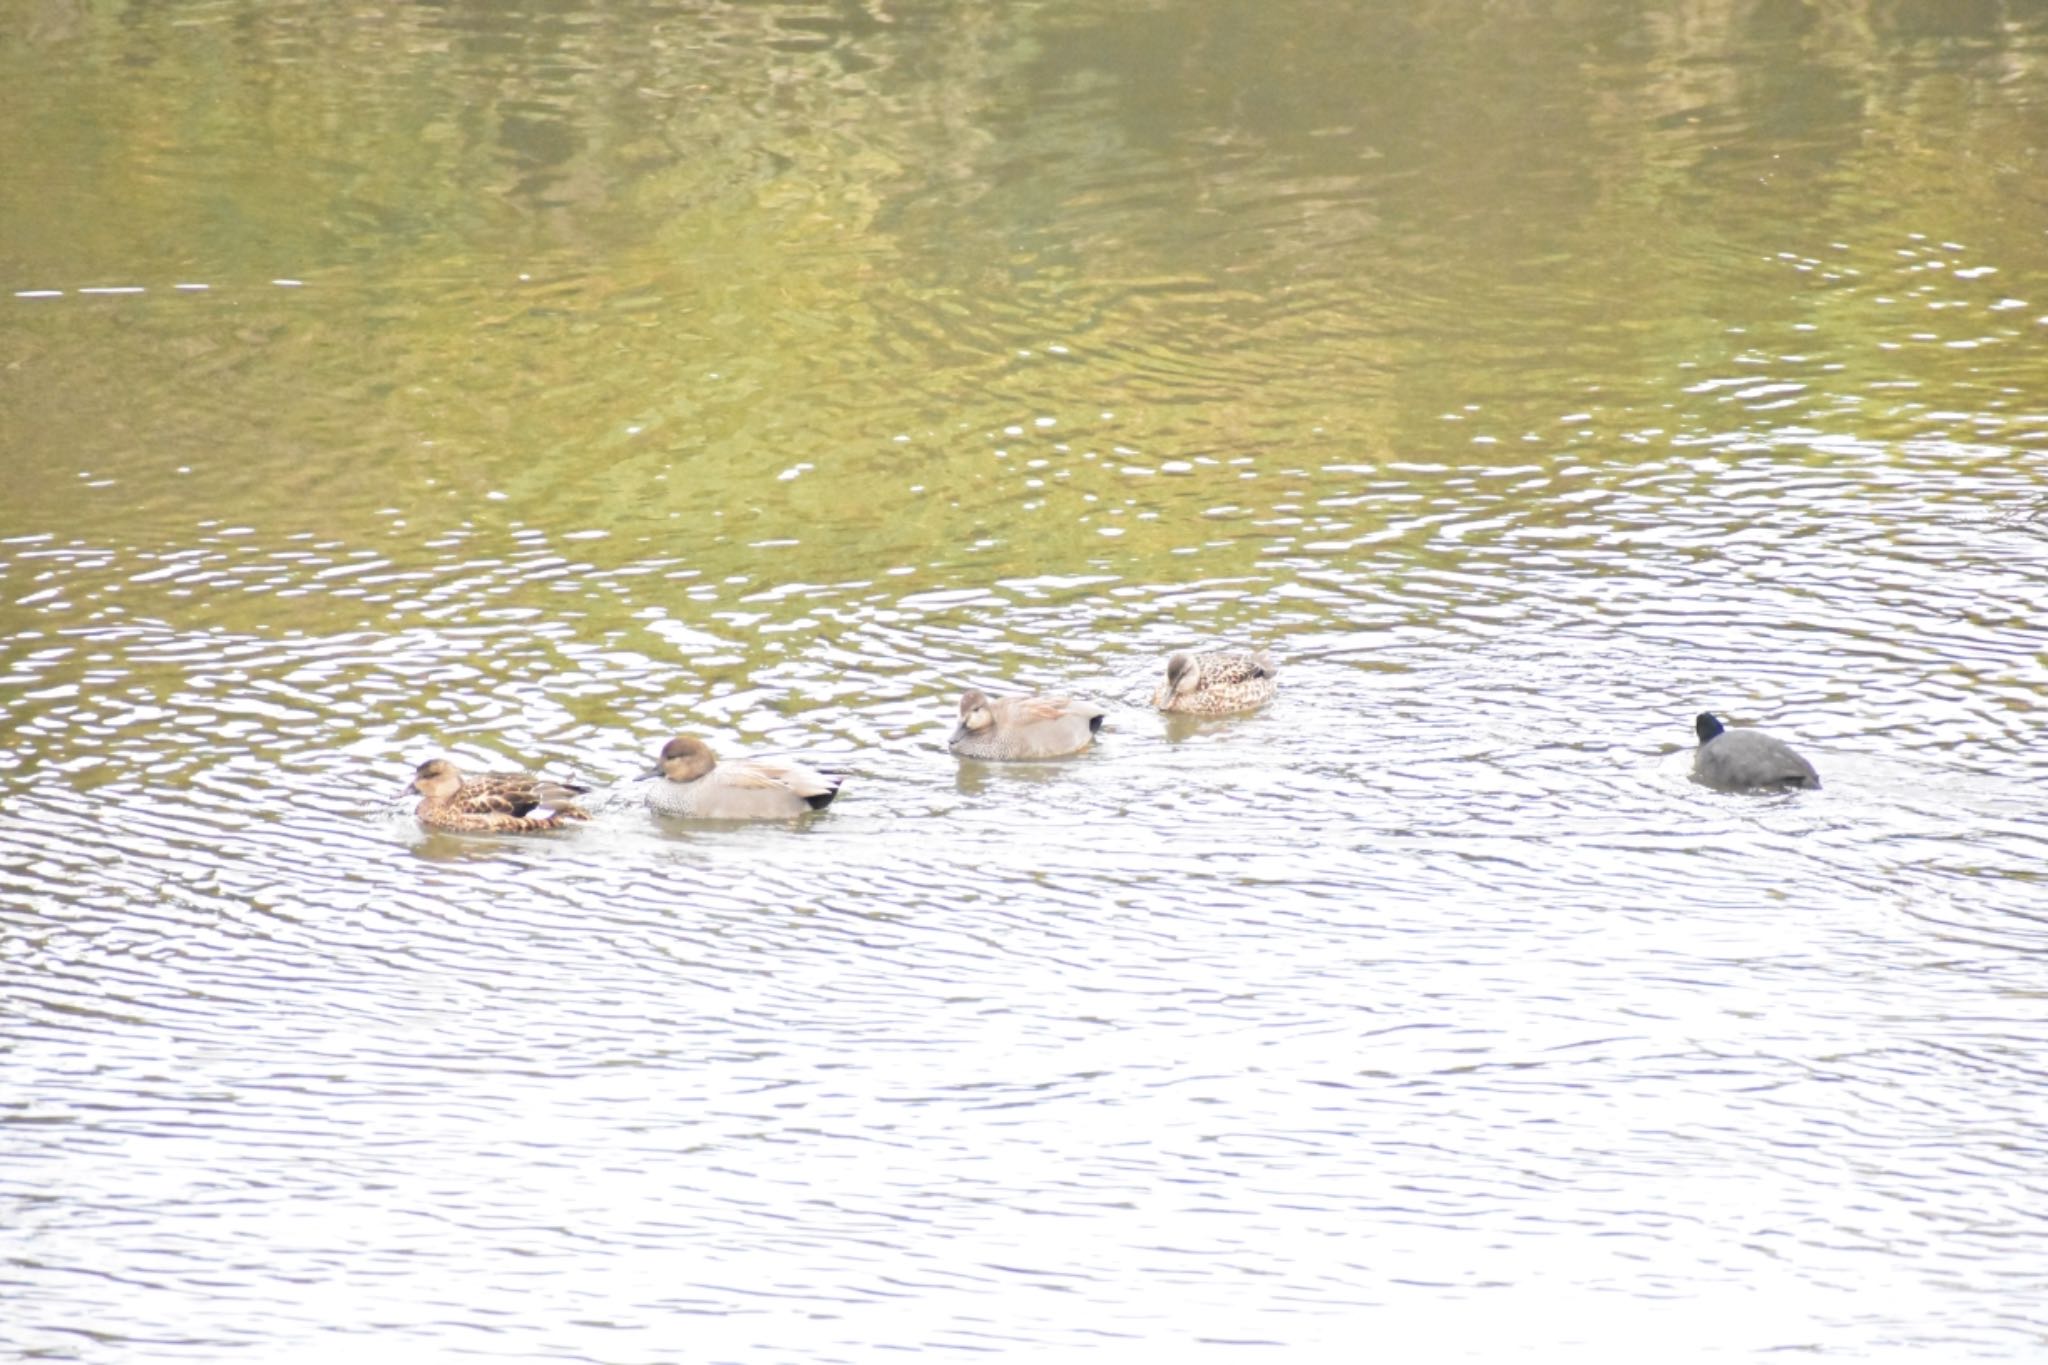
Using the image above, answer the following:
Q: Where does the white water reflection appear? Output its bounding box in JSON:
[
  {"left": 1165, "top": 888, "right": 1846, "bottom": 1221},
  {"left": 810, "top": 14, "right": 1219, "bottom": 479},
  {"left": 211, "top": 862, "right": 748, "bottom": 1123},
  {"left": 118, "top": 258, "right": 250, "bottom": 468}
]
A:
[{"left": 4, "top": 499, "right": 2044, "bottom": 1357}]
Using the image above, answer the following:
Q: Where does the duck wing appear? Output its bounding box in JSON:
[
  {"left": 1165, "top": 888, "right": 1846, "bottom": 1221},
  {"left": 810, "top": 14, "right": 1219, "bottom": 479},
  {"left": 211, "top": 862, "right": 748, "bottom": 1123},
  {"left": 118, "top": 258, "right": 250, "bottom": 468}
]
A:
[
  {"left": 1009, "top": 694, "right": 1104, "bottom": 725},
  {"left": 666, "top": 758, "right": 842, "bottom": 815},
  {"left": 456, "top": 772, "right": 587, "bottom": 818},
  {"left": 727, "top": 759, "right": 845, "bottom": 800},
  {"left": 1204, "top": 651, "right": 1275, "bottom": 685}
]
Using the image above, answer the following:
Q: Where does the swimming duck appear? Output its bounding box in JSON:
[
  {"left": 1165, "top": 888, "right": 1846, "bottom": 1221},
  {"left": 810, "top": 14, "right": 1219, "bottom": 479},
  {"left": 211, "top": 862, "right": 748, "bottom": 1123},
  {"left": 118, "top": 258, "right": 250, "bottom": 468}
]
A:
[
  {"left": 407, "top": 758, "right": 591, "bottom": 832},
  {"left": 948, "top": 689, "right": 1106, "bottom": 760},
  {"left": 1151, "top": 648, "right": 1278, "bottom": 715},
  {"left": 1691, "top": 712, "right": 1821, "bottom": 792},
  {"left": 643, "top": 736, "right": 843, "bottom": 819}
]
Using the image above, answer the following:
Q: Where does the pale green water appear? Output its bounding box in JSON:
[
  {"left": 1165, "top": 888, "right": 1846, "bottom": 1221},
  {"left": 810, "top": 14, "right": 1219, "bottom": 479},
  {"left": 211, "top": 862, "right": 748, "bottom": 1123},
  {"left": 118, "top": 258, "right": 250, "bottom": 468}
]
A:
[{"left": 4, "top": 1, "right": 2048, "bottom": 1360}]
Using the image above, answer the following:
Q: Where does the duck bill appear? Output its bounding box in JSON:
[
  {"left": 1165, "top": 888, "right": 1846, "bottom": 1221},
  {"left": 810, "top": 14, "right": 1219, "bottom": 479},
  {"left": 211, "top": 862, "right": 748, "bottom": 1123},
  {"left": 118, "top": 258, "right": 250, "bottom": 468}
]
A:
[{"left": 948, "top": 723, "right": 971, "bottom": 749}]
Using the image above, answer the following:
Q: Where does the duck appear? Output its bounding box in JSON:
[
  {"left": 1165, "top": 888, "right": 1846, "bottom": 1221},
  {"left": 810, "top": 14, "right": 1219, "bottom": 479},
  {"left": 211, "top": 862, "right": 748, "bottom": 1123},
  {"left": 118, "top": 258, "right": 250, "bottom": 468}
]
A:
[
  {"left": 1151, "top": 648, "right": 1278, "bottom": 715},
  {"left": 948, "top": 689, "right": 1106, "bottom": 760},
  {"left": 407, "top": 758, "right": 591, "bottom": 832},
  {"left": 643, "top": 736, "right": 843, "bottom": 819},
  {"left": 1691, "top": 712, "right": 1820, "bottom": 792}
]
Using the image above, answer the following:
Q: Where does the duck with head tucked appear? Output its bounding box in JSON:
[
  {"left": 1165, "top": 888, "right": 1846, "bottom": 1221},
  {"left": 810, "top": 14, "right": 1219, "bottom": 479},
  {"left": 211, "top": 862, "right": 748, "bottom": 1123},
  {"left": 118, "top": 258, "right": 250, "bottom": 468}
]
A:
[
  {"left": 644, "top": 736, "right": 843, "bottom": 819},
  {"left": 407, "top": 758, "right": 591, "bottom": 833},
  {"left": 949, "top": 689, "right": 1106, "bottom": 760},
  {"left": 1691, "top": 712, "right": 1821, "bottom": 792},
  {"left": 1151, "top": 648, "right": 1278, "bottom": 715}
]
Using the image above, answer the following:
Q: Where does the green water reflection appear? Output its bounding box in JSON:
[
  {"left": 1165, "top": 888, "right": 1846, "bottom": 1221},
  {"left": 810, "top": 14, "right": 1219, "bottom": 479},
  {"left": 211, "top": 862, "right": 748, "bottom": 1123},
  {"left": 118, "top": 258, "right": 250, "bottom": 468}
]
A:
[{"left": 4, "top": 0, "right": 2046, "bottom": 615}]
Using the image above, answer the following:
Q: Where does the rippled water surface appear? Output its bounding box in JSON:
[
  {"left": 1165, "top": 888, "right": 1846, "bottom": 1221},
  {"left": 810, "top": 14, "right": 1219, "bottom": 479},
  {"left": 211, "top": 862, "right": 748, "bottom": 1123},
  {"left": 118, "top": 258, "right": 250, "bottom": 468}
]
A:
[{"left": 5, "top": 0, "right": 2048, "bottom": 1359}]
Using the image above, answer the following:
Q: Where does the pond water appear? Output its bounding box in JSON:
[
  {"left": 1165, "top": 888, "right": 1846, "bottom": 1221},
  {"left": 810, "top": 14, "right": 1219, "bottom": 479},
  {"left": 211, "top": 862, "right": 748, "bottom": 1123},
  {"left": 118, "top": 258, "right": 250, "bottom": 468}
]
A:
[{"left": 4, "top": 0, "right": 2047, "bottom": 1359}]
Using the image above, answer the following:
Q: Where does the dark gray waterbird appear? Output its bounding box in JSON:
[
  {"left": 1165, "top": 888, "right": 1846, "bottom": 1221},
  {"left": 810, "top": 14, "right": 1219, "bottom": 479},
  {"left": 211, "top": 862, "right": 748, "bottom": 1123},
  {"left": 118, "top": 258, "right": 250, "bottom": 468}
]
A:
[{"left": 1691, "top": 712, "right": 1820, "bottom": 792}]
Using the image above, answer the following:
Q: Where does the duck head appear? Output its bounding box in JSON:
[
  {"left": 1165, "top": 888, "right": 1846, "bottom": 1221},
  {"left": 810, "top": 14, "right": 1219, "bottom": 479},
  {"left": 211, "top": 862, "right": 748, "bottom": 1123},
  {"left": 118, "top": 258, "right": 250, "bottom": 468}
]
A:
[
  {"left": 952, "top": 689, "right": 995, "bottom": 747},
  {"left": 408, "top": 758, "right": 464, "bottom": 801},
  {"left": 649, "top": 736, "right": 718, "bottom": 783}
]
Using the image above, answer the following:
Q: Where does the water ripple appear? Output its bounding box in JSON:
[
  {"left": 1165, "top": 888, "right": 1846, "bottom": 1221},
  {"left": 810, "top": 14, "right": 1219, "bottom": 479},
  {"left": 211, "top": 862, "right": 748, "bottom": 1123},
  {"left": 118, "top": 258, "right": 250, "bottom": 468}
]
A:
[{"left": 9, "top": 2, "right": 2048, "bottom": 1359}]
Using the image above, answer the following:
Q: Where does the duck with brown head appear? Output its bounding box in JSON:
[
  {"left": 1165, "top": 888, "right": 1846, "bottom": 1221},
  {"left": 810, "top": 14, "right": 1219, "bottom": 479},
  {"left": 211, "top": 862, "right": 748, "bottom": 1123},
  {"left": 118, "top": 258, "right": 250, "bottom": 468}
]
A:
[
  {"left": 948, "top": 689, "right": 1106, "bottom": 760},
  {"left": 643, "top": 735, "right": 844, "bottom": 820},
  {"left": 406, "top": 758, "right": 591, "bottom": 833}
]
